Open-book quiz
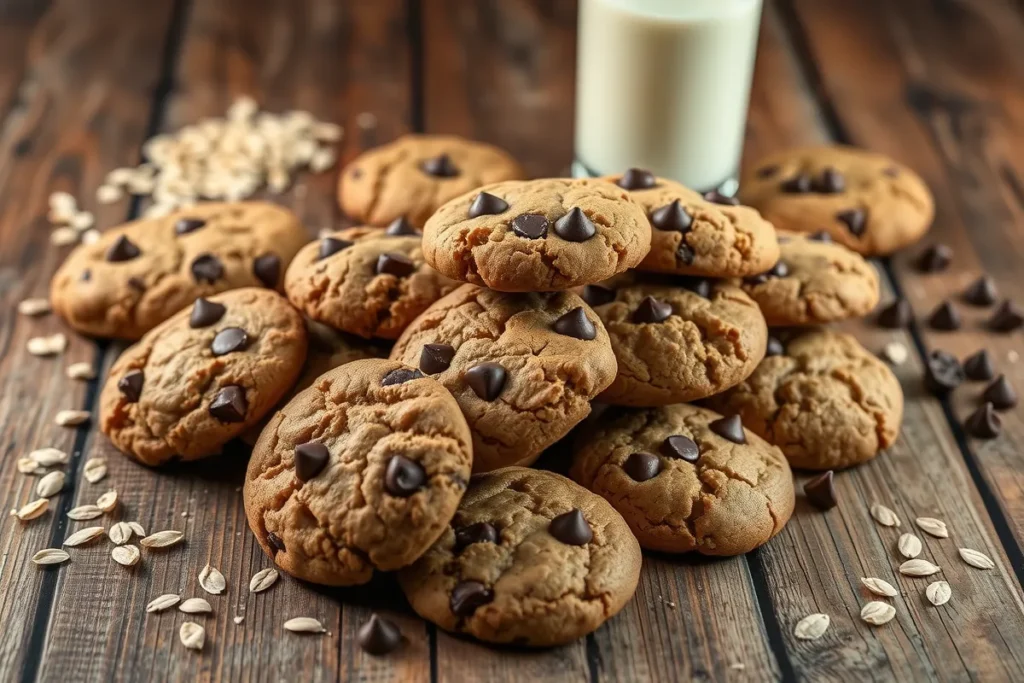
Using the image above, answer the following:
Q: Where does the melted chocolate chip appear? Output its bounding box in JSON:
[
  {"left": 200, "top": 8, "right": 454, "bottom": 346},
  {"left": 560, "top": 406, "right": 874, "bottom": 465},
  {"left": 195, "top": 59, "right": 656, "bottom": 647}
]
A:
[
  {"left": 118, "top": 370, "right": 144, "bottom": 403},
  {"left": 709, "top": 415, "right": 746, "bottom": 444},
  {"left": 266, "top": 532, "right": 286, "bottom": 552},
  {"left": 385, "top": 216, "right": 418, "bottom": 236},
  {"left": 616, "top": 168, "right": 657, "bottom": 190},
  {"left": 376, "top": 252, "right": 416, "bottom": 277},
  {"left": 106, "top": 235, "right": 141, "bottom": 262},
  {"left": 511, "top": 213, "right": 549, "bottom": 239},
  {"left": 676, "top": 243, "right": 695, "bottom": 265},
  {"left": 680, "top": 277, "right": 712, "bottom": 298},
  {"left": 465, "top": 362, "right": 506, "bottom": 401},
  {"left": 294, "top": 442, "right": 330, "bottom": 482},
  {"left": 253, "top": 253, "right": 281, "bottom": 287},
  {"left": 384, "top": 455, "right": 426, "bottom": 497},
  {"left": 421, "top": 153, "right": 460, "bottom": 178},
  {"left": 804, "top": 471, "right": 837, "bottom": 510},
  {"left": 757, "top": 165, "right": 779, "bottom": 179},
  {"left": 813, "top": 167, "right": 846, "bottom": 194},
  {"left": 808, "top": 230, "right": 833, "bottom": 242},
  {"left": 633, "top": 296, "right": 672, "bottom": 324},
  {"left": 190, "top": 298, "right": 226, "bottom": 328},
  {"left": 623, "top": 452, "right": 661, "bottom": 482},
  {"left": 650, "top": 200, "right": 692, "bottom": 232},
  {"left": 209, "top": 385, "right": 247, "bottom": 422},
  {"left": 554, "top": 207, "right": 597, "bottom": 242},
  {"left": 836, "top": 208, "right": 867, "bottom": 237},
  {"left": 191, "top": 253, "right": 224, "bottom": 283},
  {"left": 552, "top": 307, "right": 597, "bottom": 340},
  {"left": 450, "top": 580, "right": 493, "bottom": 617},
  {"left": 211, "top": 327, "right": 249, "bottom": 356},
  {"left": 703, "top": 190, "right": 739, "bottom": 206},
  {"left": 781, "top": 174, "right": 812, "bottom": 193},
  {"left": 357, "top": 614, "right": 403, "bottom": 656},
  {"left": 548, "top": 509, "right": 593, "bottom": 546},
  {"left": 174, "top": 217, "right": 206, "bottom": 235},
  {"left": 381, "top": 367, "right": 424, "bottom": 386},
  {"left": 468, "top": 192, "right": 509, "bottom": 218},
  {"left": 319, "top": 237, "right": 353, "bottom": 260},
  {"left": 661, "top": 435, "right": 699, "bottom": 462},
  {"left": 454, "top": 522, "right": 499, "bottom": 551},
  {"left": 582, "top": 284, "right": 616, "bottom": 307},
  {"left": 420, "top": 343, "right": 456, "bottom": 374}
]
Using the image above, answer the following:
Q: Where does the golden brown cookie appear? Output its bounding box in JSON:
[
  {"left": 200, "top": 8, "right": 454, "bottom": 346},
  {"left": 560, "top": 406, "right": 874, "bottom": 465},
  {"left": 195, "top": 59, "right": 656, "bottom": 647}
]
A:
[
  {"left": 99, "top": 288, "right": 307, "bottom": 466},
  {"left": 706, "top": 328, "right": 904, "bottom": 470},
  {"left": 399, "top": 467, "right": 641, "bottom": 647},
  {"left": 338, "top": 134, "right": 525, "bottom": 228},
  {"left": 51, "top": 202, "right": 308, "bottom": 339},
  {"left": 390, "top": 284, "right": 617, "bottom": 473},
  {"left": 572, "top": 404, "right": 794, "bottom": 555},
  {"left": 421, "top": 178, "right": 651, "bottom": 292},
  {"left": 244, "top": 358, "right": 473, "bottom": 586}
]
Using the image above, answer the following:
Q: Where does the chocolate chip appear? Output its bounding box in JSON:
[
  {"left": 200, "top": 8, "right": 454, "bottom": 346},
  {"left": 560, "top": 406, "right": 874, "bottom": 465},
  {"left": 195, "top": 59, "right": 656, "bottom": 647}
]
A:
[
  {"left": 117, "top": 370, "right": 144, "bottom": 402},
  {"left": 128, "top": 277, "right": 146, "bottom": 291},
  {"left": 804, "top": 471, "right": 837, "bottom": 510},
  {"left": 266, "top": 532, "right": 286, "bottom": 552},
  {"left": 709, "top": 415, "right": 746, "bottom": 444},
  {"left": 745, "top": 261, "right": 789, "bottom": 285},
  {"left": 190, "top": 298, "right": 226, "bottom": 328},
  {"left": 680, "top": 277, "right": 712, "bottom": 298},
  {"left": 454, "top": 522, "right": 499, "bottom": 551},
  {"left": 106, "top": 235, "right": 141, "bottom": 262},
  {"left": 511, "top": 213, "right": 549, "bottom": 239},
  {"left": 623, "top": 452, "right": 661, "bottom": 482},
  {"left": 963, "top": 350, "right": 995, "bottom": 381},
  {"left": 836, "top": 208, "right": 867, "bottom": 236},
  {"left": 617, "top": 168, "right": 657, "bottom": 190},
  {"left": 757, "top": 165, "right": 779, "bottom": 178},
  {"left": 813, "top": 167, "right": 846, "bottom": 194},
  {"left": 554, "top": 207, "right": 597, "bottom": 242},
  {"left": 989, "top": 300, "right": 1024, "bottom": 332},
  {"left": 465, "top": 362, "right": 506, "bottom": 401},
  {"left": 876, "top": 298, "right": 912, "bottom": 328},
  {"left": 421, "top": 153, "right": 459, "bottom": 177},
  {"left": 924, "top": 350, "right": 964, "bottom": 396},
  {"left": 781, "top": 174, "right": 812, "bottom": 193},
  {"left": 209, "top": 385, "right": 247, "bottom": 423},
  {"left": 385, "top": 216, "right": 418, "bottom": 236},
  {"left": 702, "top": 190, "right": 739, "bottom": 206},
  {"left": 548, "top": 509, "right": 593, "bottom": 546},
  {"left": 319, "top": 237, "right": 353, "bottom": 260},
  {"left": 468, "top": 192, "right": 509, "bottom": 218},
  {"left": 650, "top": 200, "right": 692, "bottom": 232},
  {"left": 928, "top": 301, "right": 961, "bottom": 331},
  {"left": 450, "top": 580, "right": 493, "bottom": 617},
  {"left": 808, "top": 230, "right": 833, "bottom": 242},
  {"left": 376, "top": 252, "right": 416, "bottom": 277},
  {"left": 661, "top": 435, "right": 699, "bottom": 462},
  {"left": 420, "top": 343, "right": 455, "bottom": 374},
  {"left": 191, "top": 253, "right": 224, "bottom": 283},
  {"left": 253, "top": 253, "right": 281, "bottom": 287},
  {"left": 174, "top": 217, "right": 206, "bottom": 235},
  {"left": 381, "top": 367, "right": 424, "bottom": 386},
  {"left": 633, "top": 296, "right": 672, "bottom": 324},
  {"left": 916, "top": 244, "right": 953, "bottom": 273},
  {"left": 81, "top": 269, "right": 91, "bottom": 282},
  {"left": 962, "top": 276, "right": 998, "bottom": 307},
  {"left": 582, "top": 284, "right": 615, "bottom": 307},
  {"left": 294, "top": 442, "right": 330, "bottom": 482},
  {"left": 676, "top": 243, "right": 695, "bottom": 265},
  {"left": 384, "top": 455, "right": 426, "bottom": 496},
  {"left": 211, "top": 327, "right": 249, "bottom": 356},
  {"left": 965, "top": 402, "right": 1001, "bottom": 439},
  {"left": 766, "top": 336, "right": 785, "bottom": 357},
  {"left": 552, "top": 307, "right": 597, "bottom": 340},
  {"left": 983, "top": 375, "right": 1017, "bottom": 410},
  {"left": 357, "top": 614, "right": 403, "bottom": 656}
]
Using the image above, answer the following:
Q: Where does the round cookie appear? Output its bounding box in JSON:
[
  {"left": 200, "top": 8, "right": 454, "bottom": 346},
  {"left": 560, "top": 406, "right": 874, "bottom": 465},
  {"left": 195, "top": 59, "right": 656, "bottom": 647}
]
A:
[
  {"left": 583, "top": 275, "right": 767, "bottom": 406},
  {"left": 740, "top": 231, "right": 880, "bottom": 326},
  {"left": 99, "top": 288, "right": 307, "bottom": 466},
  {"left": 603, "top": 169, "right": 779, "bottom": 278},
  {"left": 399, "top": 467, "right": 641, "bottom": 647},
  {"left": 51, "top": 201, "right": 309, "bottom": 339},
  {"left": 739, "top": 145, "right": 934, "bottom": 255},
  {"left": 421, "top": 178, "right": 652, "bottom": 292},
  {"left": 706, "top": 328, "right": 904, "bottom": 470},
  {"left": 390, "top": 284, "right": 617, "bottom": 473},
  {"left": 244, "top": 358, "right": 473, "bottom": 586},
  {"left": 571, "top": 404, "right": 794, "bottom": 555},
  {"left": 339, "top": 134, "right": 525, "bottom": 228}
]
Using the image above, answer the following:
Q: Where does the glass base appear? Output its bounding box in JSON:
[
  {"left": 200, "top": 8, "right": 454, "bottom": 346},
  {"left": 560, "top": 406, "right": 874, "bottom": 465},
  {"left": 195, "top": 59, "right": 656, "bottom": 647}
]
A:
[{"left": 571, "top": 159, "right": 739, "bottom": 198}]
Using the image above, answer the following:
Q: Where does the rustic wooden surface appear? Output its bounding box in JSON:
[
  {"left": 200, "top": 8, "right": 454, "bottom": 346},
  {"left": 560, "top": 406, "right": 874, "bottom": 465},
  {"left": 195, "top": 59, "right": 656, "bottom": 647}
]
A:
[{"left": 1, "top": 0, "right": 1023, "bottom": 681}]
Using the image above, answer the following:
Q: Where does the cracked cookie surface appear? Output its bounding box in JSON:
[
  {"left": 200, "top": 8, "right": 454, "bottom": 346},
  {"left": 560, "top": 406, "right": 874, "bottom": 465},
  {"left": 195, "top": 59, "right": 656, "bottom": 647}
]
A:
[
  {"left": 390, "top": 284, "right": 617, "bottom": 473},
  {"left": 244, "top": 358, "right": 473, "bottom": 586},
  {"left": 706, "top": 328, "right": 904, "bottom": 470},
  {"left": 338, "top": 134, "right": 525, "bottom": 228},
  {"left": 99, "top": 288, "right": 307, "bottom": 466},
  {"left": 421, "top": 178, "right": 652, "bottom": 292},
  {"left": 571, "top": 404, "right": 794, "bottom": 555},
  {"left": 51, "top": 201, "right": 309, "bottom": 339},
  {"left": 398, "top": 467, "right": 641, "bottom": 647},
  {"left": 739, "top": 145, "right": 933, "bottom": 255}
]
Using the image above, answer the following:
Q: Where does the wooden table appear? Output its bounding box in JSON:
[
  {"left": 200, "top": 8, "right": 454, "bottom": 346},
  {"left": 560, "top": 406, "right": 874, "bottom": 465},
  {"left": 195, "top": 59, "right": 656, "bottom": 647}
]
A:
[{"left": 2, "top": 1, "right": 1024, "bottom": 680}]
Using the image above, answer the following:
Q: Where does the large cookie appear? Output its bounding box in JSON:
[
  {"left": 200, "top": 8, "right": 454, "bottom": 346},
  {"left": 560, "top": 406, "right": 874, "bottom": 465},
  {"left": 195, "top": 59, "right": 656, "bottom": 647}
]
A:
[
  {"left": 399, "top": 467, "right": 641, "bottom": 647},
  {"left": 99, "top": 288, "right": 307, "bottom": 466},
  {"left": 338, "top": 134, "right": 525, "bottom": 228},
  {"left": 51, "top": 201, "right": 308, "bottom": 339},
  {"left": 604, "top": 169, "right": 779, "bottom": 278},
  {"left": 571, "top": 404, "right": 794, "bottom": 555},
  {"left": 706, "top": 329, "right": 904, "bottom": 470},
  {"left": 421, "top": 178, "right": 651, "bottom": 292},
  {"left": 739, "top": 145, "right": 933, "bottom": 255},
  {"left": 244, "top": 358, "right": 473, "bottom": 586},
  {"left": 390, "top": 284, "right": 617, "bottom": 473}
]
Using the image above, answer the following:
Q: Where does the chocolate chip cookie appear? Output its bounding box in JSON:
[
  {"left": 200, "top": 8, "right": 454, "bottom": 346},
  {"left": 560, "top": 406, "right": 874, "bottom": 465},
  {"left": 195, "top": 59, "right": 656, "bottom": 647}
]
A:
[
  {"left": 51, "top": 202, "right": 309, "bottom": 339},
  {"left": 244, "top": 358, "right": 473, "bottom": 586},
  {"left": 706, "top": 328, "right": 904, "bottom": 470},
  {"left": 571, "top": 404, "right": 794, "bottom": 555},
  {"left": 584, "top": 275, "right": 767, "bottom": 406},
  {"left": 421, "top": 178, "right": 652, "bottom": 292},
  {"left": 739, "top": 145, "right": 934, "bottom": 255},
  {"left": 740, "top": 231, "right": 880, "bottom": 326},
  {"left": 339, "top": 134, "right": 525, "bottom": 228},
  {"left": 399, "top": 467, "right": 641, "bottom": 647},
  {"left": 390, "top": 284, "right": 617, "bottom": 472},
  {"left": 605, "top": 169, "right": 779, "bottom": 278},
  {"left": 99, "top": 288, "right": 307, "bottom": 466}
]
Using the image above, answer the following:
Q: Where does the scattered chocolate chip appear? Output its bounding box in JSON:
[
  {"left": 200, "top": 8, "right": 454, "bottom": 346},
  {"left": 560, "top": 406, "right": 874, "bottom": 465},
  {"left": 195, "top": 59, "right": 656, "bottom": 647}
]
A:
[
  {"left": 813, "top": 167, "right": 846, "bottom": 194},
  {"left": 294, "top": 442, "right": 330, "bottom": 482},
  {"left": 702, "top": 190, "right": 739, "bottom": 206},
  {"left": 385, "top": 216, "right": 418, "bottom": 236},
  {"left": 962, "top": 276, "right": 998, "bottom": 307},
  {"left": 465, "top": 362, "right": 506, "bottom": 401},
  {"left": 766, "top": 336, "right": 785, "bottom": 357},
  {"left": 190, "top": 298, "right": 226, "bottom": 328},
  {"left": 454, "top": 522, "right": 499, "bottom": 551},
  {"left": 209, "top": 385, "right": 247, "bottom": 423},
  {"left": 384, "top": 455, "right": 426, "bottom": 496},
  {"left": 420, "top": 343, "right": 456, "bottom": 374},
  {"left": 450, "top": 580, "right": 493, "bottom": 617},
  {"left": 633, "top": 296, "right": 672, "bottom": 324},
  {"left": 266, "top": 532, "right": 286, "bottom": 552},
  {"left": 836, "top": 208, "right": 866, "bottom": 237},
  {"left": 211, "top": 327, "right": 249, "bottom": 356},
  {"left": 357, "top": 614, "right": 403, "bottom": 656},
  {"left": 511, "top": 213, "right": 549, "bottom": 239},
  {"left": 928, "top": 301, "right": 961, "bottom": 331},
  {"left": 623, "top": 452, "right": 661, "bottom": 482},
  {"left": 191, "top": 253, "right": 224, "bottom": 283},
  {"left": 808, "top": 230, "right": 833, "bottom": 242},
  {"left": 468, "top": 192, "right": 509, "bottom": 218},
  {"left": 174, "top": 217, "right": 206, "bottom": 235},
  {"left": 803, "top": 471, "right": 837, "bottom": 510},
  {"left": 924, "top": 350, "right": 964, "bottom": 396},
  {"left": 548, "top": 509, "right": 593, "bottom": 546},
  {"left": 552, "top": 307, "right": 597, "bottom": 340},
  {"left": 117, "top": 370, "right": 144, "bottom": 402},
  {"left": 616, "top": 168, "right": 657, "bottom": 190},
  {"left": 916, "top": 244, "right": 953, "bottom": 273},
  {"left": 661, "top": 435, "right": 699, "bottom": 462},
  {"left": 376, "top": 252, "right": 416, "bottom": 277},
  {"left": 709, "top": 415, "right": 746, "bottom": 444},
  {"left": 963, "top": 350, "right": 995, "bottom": 381},
  {"left": 876, "top": 298, "right": 912, "bottom": 328},
  {"left": 319, "top": 237, "right": 353, "bottom": 260},
  {"left": 582, "top": 284, "right": 616, "bottom": 307},
  {"left": 650, "top": 200, "right": 693, "bottom": 232},
  {"left": 420, "top": 153, "right": 459, "bottom": 177},
  {"left": 680, "top": 277, "right": 712, "bottom": 298},
  {"left": 983, "top": 375, "right": 1017, "bottom": 410},
  {"left": 253, "top": 253, "right": 281, "bottom": 287},
  {"left": 381, "top": 367, "right": 424, "bottom": 386},
  {"left": 757, "top": 165, "right": 779, "bottom": 179},
  {"left": 106, "top": 235, "right": 141, "bottom": 262},
  {"left": 781, "top": 174, "right": 812, "bottom": 193},
  {"left": 989, "top": 300, "right": 1024, "bottom": 332},
  {"left": 965, "top": 402, "right": 1001, "bottom": 439},
  {"left": 554, "top": 207, "right": 597, "bottom": 242},
  {"left": 676, "top": 243, "right": 695, "bottom": 265}
]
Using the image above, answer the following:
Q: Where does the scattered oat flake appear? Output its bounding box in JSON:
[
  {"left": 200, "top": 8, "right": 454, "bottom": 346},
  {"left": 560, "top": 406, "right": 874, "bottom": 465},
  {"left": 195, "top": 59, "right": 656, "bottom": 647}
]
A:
[
  {"left": 67, "top": 362, "right": 97, "bottom": 380},
  {"left": 959, "top": 547, "right": 995, "bottom": 570},
  {"left": 870, "top": 503, "right": 901, "bottom": 527},
  {"left": 33, "top": 548, "right": 70, "bottom": 565},
  {"left": 108, "top": 522, "right": 133, "bottom": 545},
  {"left": 96, "top": 490, "right": 118, "bottom": 512},
  {"left": 15, "top": 498, "right": 50, "bottom": 521},
  {"left": 860, "top": 601, "right": 896, "bottom": 626},
  {"left": 18, "top": 298, "right": 51, "bottom": 316},
  {"left": 146, "top": 593, "right": 181, "bottom": 613},
  {"left": 861, "top": 577, "right": 898, "bottom": 598},
  {"left": 49, "top": 191, "right": 76, "bottom": 212},
  {"left": 284, "top": 617, "right": 326, "bottom": 634},
  {"left": 898, "top": 533, "right": 922, "bottom": 559},
  {"left": 83, "top": 458, "right": 108, "bottom": 484},
  {"left": 81, "top": 229, "right": 101, "bottom": 245},
  {"left": 249, "top": 567, "right": 279, "bottom": 593},
  {"left": 233, "top": 615, "right": 244, "bottom": 625},
  {"left": 111, "top": 545, "right": 141, "bottom": 567},
  {"left": 64, "top": 526, "right": 105, "bottom": 547},
  {"left": 881, "top": 341, "right": 908, "bottom": 366},
  {"left": 141, "top": 530, "right": 184, "bottom": 548},
  {"left": 17, "top": 458, "right": 43, "bottom": 474},
  {"left": 67, "top": 504, "right": 103, "bottom": 521},
  {"left": 926, "top": 581, "right": 951, "bottom": 606},
  {"left": 28, "top": 334, "right": 67, "bottom": 356},
  {"left": 794, "top": 613, "right": 830, "bottom": 641},
  {"left": 96, "top": 184, "right": 123, "bottom": 203},
  {"left": 36, "top": 471, "right": 66, "bottom": 498},
  {"left": 915, "top": 517, "right": 949, "bottom": 539},
  {"left": 179, "top": 597, "right": 213, "bottom": 614},
  {"left": 30, "top": 448, "right": 68, "bottom": 466},
  {"left": 70, "top": 211, "right": 94, "bottom": 231},
  {"left": 127, "top": 521, "right": 146, "bottom": 537},
  {"left": 55, "top": 410, "right": 90, "bottom": 427},
  {"left": 199, "top": 564, "right": 226, "bottom": 595},
  {"left": 50, "top": 227, "right": 78, "bottom": 246},
  {"left": 899, "top": 559, "right": 941, "bottom": 577},
  {"left": 179, "top": 622, "right": 205, "bottom": 651}
]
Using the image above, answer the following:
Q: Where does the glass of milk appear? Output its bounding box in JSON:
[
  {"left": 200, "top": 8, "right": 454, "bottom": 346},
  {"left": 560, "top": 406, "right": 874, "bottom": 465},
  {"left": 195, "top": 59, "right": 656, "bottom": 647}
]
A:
[{"left": 572, "top": 0, "right": 763, "bottom": 194}]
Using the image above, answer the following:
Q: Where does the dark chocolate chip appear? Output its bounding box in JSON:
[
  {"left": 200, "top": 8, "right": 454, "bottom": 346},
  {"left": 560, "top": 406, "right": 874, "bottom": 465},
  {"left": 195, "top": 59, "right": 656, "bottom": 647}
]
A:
[
  {"left": 661, "top": 435, "right": 699, "bottom": 462},
  {"left": 174, "top": 217, "right": 206, "bottom": 235},
  {"left": 989, "top": 300, "right": 1024, "bottom": 332},
  {"left": 128, "top": 277, "right": 146, "bottom": 291},
  {"left": 190, "top": 298, "right": 226, "bottom": 328},
  {"left": 876, "top": 298, "right": 912, "bottom": 328},
  {"left": 552, "top": 307, "right": 597, "bottom": 340},
  {"left": 757, "top": 165, "right": 779, "bottom": 178},
  {"left": 813, "top": 167, "right": 846, "bottom": 194},
  {"left": 468, "top": 192, "right": 509, "bottom": 218},
  {"left": 211, "top": 327, "right": 249, "bottom": 356},
  {"left": 294, "top": 442, "right": 330, "bottom": 482},
  {"left": 680, "top": 277, "right": 712, "bottom": 298},
  {"left": 709, "top": 415, "right": 746, "bottom": 444},
  {"left": 650, "top": 200, "right": 692, "bottom": 232},
  {"left": 965, "top": 402, "right": 1001, "bottom": 439},
  {"left": 117, "top": 370, "right": 144, "bottom": 403},
  {"left": 554, "top": 207, "right": 597, "bottom": 242},
  {"left": 928, "top": 301, "right": 961, "bottom": 331},
  {"left": 385, "top": 216, "right": 418, "bottom": 236},
  {"left": 623, "top": 452, "right": 661, "bottom": 482},
  {"left": 266, "top": 531, "right": 286, "bottom": 552},
  {"left": 808, "top": 230, "right": 833, "bottom": 242},
  {"left": 633, "top": 296, "right": 672, "bottom": 324},
  {"left": 676, "top": 243, "right": 695, "bottom": 265},
  {"left": 421, "top": 153, "right": 459, "bottom": 177},
  {"left": 209, "top": 385, "right": 247, "bottom": 423},
  {"left": 450, "top": 580, "right": 493, "bottom": 617},
  {"left": 836, "top": 208, "right": 867, "bottom": 237},
  {"left": 916, "top": 244, "right": 953, "bottom": 273},
  {"left": 781, "top": 174, "right": 812, "bottom": 193},
  {"left": 106, "top": 235, "right": 141, "bottom": 262},
  {"left": 766, "top": 336, "right": 785, "bottom": 357},
  {"left": 582, "top": 284, "right": 616, "bottom": 307},
  {"left": 511, "top": 213, "right": 549, "bottom": 239},
  {"left": 376, "top": 252, "right": 416, "bottom": 277},
  {"left": 381, "top": 367, "right": 424, "bottom": 386},
  {"left": 962, "top": 276, "right": 998, "bottom": 307},
  {"left": 81, "top": 269, "right": 91, "bottom": 282},
  {"left": 420, "top": 343, "right": 456, "bottom": 374},
  {"left": 616, "top": 168, "right": 657, "bottom": 190},
  {"left": 357, "top": 614, "right": 402, "bottom": 656},
  {"left": 963, "top": 350, "right": 995, "bottom": 381},
  {"left": 191, "top": 253, "right": 224, "bottom": 283},
  {"left": 465, "top": 362, "right": 506, "bottom": 401},
  {"left": 319, "top": 237, "right": 353, "bottom": 260},
  {"left": 384, "top": 455, "right": 426, "bottom": 496},
  {"left": 702, "top": 190, "right": 739, "bottom": 206},
  {"left": 983, "top": 375, "right": 1017, "bottom": 410},
  {"left": 548, "top": 509, "right": 593, "bottom": 546},
  {"left": 804, "top": 471, "right": 837, "bottom": 510},
  {"left": 924, "top": 350, "right": 964, "bottom": 396},
  {"left": 253, "top": 253, "right": 281, "bottom": 288},
  {"left": 454, "top": 522, "right": 499, "bottom": 551},
  {"left": 745, "top": 261, "right": 789, "bottom": 285}
]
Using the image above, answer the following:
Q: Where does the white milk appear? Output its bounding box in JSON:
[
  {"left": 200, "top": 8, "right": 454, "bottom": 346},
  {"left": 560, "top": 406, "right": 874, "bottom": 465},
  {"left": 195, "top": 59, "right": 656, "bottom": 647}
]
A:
[{"left": 573, "top": 0, "right": 763, "bottom": 193}]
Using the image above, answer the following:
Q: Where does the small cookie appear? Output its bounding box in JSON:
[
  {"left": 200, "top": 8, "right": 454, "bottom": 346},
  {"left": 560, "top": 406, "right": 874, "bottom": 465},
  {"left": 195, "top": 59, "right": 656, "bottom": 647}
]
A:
[
  {"left": 244, "top": 358, "right": 473, "bottom": 586},
  {"left": 571, "top": 404, "right": 794, "bottom": 555},
  {"left": 740, "top": 231, "right": 880, "bottom": 326},
  {"left": 390, "top": 284, "right": 617, "bottom": 473},
  {"left": 739, "top": 145, "right": 934, "bottom": 255},
  {"left": 51, "top": 202, "right": 308, "bottom": 339},
  {"left": 99, "top": 288, "right": 307, "bottom": 466},
  {"left": 339, "top": 134, "right": 525, "bottom": 228},
  {"left": 706, "top": 329, "right": 904, "bottom": 470},
  {"left": 421, "top": 178, "right": 651, "bottom": 292},
  {"left": 604, "top": 169, "right": 779, "bottom": 278},
  {"left": 399, "top": 467, "right": 641, "bottom": 647},
  {"left": 584, "top": 276, "right": 767, "bottom": 406}
]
